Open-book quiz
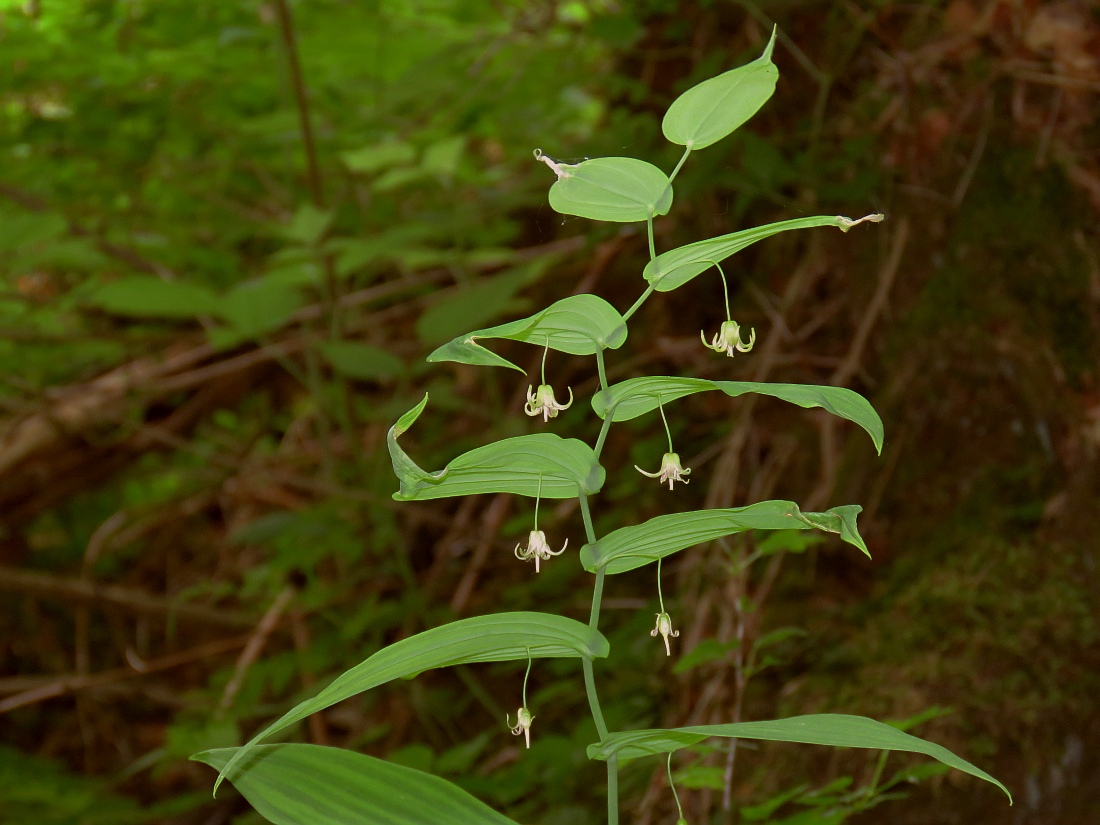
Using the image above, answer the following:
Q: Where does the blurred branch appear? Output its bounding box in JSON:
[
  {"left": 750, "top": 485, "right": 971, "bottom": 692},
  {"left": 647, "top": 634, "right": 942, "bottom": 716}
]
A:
[{"left": 0, "top": 565, "right": 259, "bottom": 629}]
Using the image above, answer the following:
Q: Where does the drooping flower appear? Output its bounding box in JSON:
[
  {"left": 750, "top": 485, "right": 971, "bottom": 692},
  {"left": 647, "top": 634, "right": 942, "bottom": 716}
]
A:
[
  {"left": 636, "top": 451, "right": 691, "bottom": 490},
  {"left": 525, "top": 383, "right": 574, "bottom": 422},
  {"left": 701, "top": 319, "right": 755, "bottom": 357},
  {"left": 507, "top": 706, "right": 534, "bottom": 748},
  {"left": 651, "top": 611, "right": 680, "bottom": 656},
  {"left": 514, "top": 529, "right": 567, "bottom": 573}
]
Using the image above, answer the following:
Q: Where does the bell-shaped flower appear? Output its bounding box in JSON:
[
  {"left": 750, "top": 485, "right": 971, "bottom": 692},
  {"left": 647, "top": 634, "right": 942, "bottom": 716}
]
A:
[
  {"left": 515, "top": 529, "right": 567, "bottom": 573},
  {"left": 507, "top": 706, "right": 535, "bottom": 748},
  {"left": 636, "top": 452, "right": 691, "bottom": 490},
  {"left": 701, "top": 319, "right": 755, "bottom": 357},
  {"left": 525, "top": 383, "right": 574, "bottom": 422},
  {"left": 651, "top": 611, "right": 680, "bottom": 656}
]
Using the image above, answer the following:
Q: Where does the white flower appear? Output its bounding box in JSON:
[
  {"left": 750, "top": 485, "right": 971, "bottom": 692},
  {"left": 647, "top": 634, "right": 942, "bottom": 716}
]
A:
[
  {"left": 651, "top": 611, "right": 680, "bottom": 656},
  {"left": 635, "top": 452, "right": 691, "bottom": 490},
  {"left": 524, "top": 383, "right": 574, "bottom": 422},
  {"left": 507, "top": 706, "right": 534, "bottom": 748},
  {"left": 701, "top": 319, "right": 755, "bottom": 357},
  {"left": 514, "top": 529, "right": 567, "bottom": 573}
]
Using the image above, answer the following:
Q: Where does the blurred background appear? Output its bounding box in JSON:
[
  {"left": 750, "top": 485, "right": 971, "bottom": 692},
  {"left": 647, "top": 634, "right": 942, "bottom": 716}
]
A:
[{"left": 1, "top": 1, "right": 1098, "bottom": 823}]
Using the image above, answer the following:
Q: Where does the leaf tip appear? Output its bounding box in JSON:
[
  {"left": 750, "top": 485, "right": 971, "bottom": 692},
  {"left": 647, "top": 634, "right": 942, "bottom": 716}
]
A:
[
  {"left": 836, "top": 213, "right": 885, "bottom": 233},
  {"left": 762, "top": 25, "right": 778, "bottom": 62}
]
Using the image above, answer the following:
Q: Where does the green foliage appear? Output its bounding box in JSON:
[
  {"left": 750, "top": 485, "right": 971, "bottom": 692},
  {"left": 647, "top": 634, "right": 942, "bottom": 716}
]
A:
[
  {"left": 201, "top": 25, "right": 1005, "bottom": 825},
  {"left": 197, "top": 744, "right": 518, "bottom": 825},
  {"left": 587, "top": 715, "right": 1008, "bottom": 800}
]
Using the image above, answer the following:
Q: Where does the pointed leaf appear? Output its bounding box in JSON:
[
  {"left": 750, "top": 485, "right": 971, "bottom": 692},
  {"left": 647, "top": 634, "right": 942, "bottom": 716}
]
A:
[
  {"left": 593, "top": 376, "right": 883, "bottom": 454},
  {"left": 427, "top": 294, "right": 627, "bottom": 373},
  {"left": 643, "top": 214, "right": 884, "bottom": 292},
  {"left": 387, "top": 396, "right": 604, "bottom": 501},
  {"left": 662, "top": 28, "right": 778, "bottom": 150},
  {"left": 213, "top": 612, "right": 608, "bottom": 793},
  {"left": 580, "top": 501, "right": 868, "bottom": 574},
  {"left": 547, "top": 157, "right": 672, "bottom": 223},
  {"left": 195, "top": 744, "right": 519, "bottom": 824},
  {"left": 87, "top": 277, "right": 218, "bottom": 319},
  {"left": 318, "top": 342, "right": 403, "bottom": 381},
  {"left": 586, "top": 714, "right": 1010, "bottom": 802}
]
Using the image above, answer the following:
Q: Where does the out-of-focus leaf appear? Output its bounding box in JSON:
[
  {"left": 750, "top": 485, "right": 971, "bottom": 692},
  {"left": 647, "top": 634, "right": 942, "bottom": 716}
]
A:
[
  {"left": 427, "top": 294, "right": 627, "bottom": 372},
  {"left": 415, "top": 264, "right": 545, "bottom": 345},
  {"left": 195, "top": 744, "right": 519, "bottom": 824},
  {"left": 216, "top": 280, "right": 305, "bottom": 338},
  {"left": 387, "top": 395, "right": 605, "bottom": 501},
  {"left": 422, "top": 136, "right": 465, "bottom": 176},
  {"left": 586, "top": 715, "right": 1011, "bottom": 801},
  {"left": 86, "top": 278, "right": 218, "bottom": 319},
  {"left": 662, "top": 28, "right": 777, "bottom": 150},
  {"left": 341, "top": 141, "right": 416, "bottom": 174},
  {"left": 318, "top": 341, "right": 403, "bottom": 381},
  {"left": 547, "top": 157, "right": 672, "bottom": 223},
  {"left": 593, "top": 376, "right": 883, "bottom": 454},
  {"left": 673, "top": 638, "right": 738, "bottom": 674},
  {"left": 282, "top": 204, "right": 334, "bottom": 246},
  {"left": 643, "top": 214, "right": 884, "bottom": 292},
  {"left": 580, "top": 501, "right": 868, "bottom": 574},
  {"left": 211, "top": 612, "right": 608, "bottom": 791}
]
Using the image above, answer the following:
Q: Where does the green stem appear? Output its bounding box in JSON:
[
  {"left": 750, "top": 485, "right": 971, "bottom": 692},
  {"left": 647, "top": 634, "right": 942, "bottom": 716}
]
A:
[
  {"left": 582, "top": 657, "right": 608, "bottom": 740},
  {"left": 867, "top": 749, "right": 889, "bottom": 796},
  {"left": 521, "top": 647, "right": 532, "bottom": 708},
  {"left": 533, "top": 475, "right": 543, "bottom": 531},
  {"left": 714, "top": 260, "right": 731, "bottom": 321},
  {"left": 667, "top": 752, "right": 685, "bottom": 821},
  {"left": 595, "top": 349, "right": 608, "bottom": 392},
  {"left": 658, "top": 395, "right": 674, "bottom": 453},
  {"left": 579, "top": 494, "right": 597, "bottom": 545},
  {"left": 667, "top": 144, "right": 692, "bottom": 184},
  {"left": 607, "top": 757, "right": 620, "bottom": 825},
  {"left": 594, "top": 414, "right": 613, "bottom": 460},
  {"left": 657, "top": 556, "right": 666, "bottom": 615},
  {"left": 623, "top": 284, "right": 655, "bottom": 323},
  {"left": 541, "top": 336, "right": 549, "bottom": 385},
  {"left": 647, "top": 215, "right": 656, "bottom": 261}
]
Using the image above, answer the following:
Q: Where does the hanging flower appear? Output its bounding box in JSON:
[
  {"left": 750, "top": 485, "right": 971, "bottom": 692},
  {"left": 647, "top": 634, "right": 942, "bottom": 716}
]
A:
[
  {"left": 651, "top": 611, "right": 680, "bottom": 656},
  {"left": 514, "top": 529, "right": 567, "bottom": 573},
  {"left": 507, "top": 706, "right": 534, "bottom": 748},
  {"left": 636, "top": 452, "right": 691, "bottom": 490},
  {"left": 525, "top": 383, "right": 574, "bottom": 422},
  {"left": 701, "top": 319, "right": 755, "bottom": 357}
]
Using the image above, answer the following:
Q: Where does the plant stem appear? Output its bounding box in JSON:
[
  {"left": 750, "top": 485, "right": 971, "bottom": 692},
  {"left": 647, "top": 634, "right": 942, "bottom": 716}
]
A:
[
  {"left": 668, "top": 144, "right": 692, "bottom": 184},
  {"left": 715, "top": 261, "right": 731, "bottom": 321},
  {"left": 579, "top": 494, "right": 597, "bottom": 545},
  {"left": 656, "top": 557, "right": 666, "bottom": 614},
  {"left": 595, "top": 349, "right": 608, "bottom": 392},
  {"left": 273, "top": 0, "right": 324, "bottom": 207},
  {"left": 647, "top": 216, "right": 656, "bottom": 261},
  {"left": 541, "top": 336, "right": 549, "bottom": 385},
  {"left": 533, "top": 475, "right": 542, "bottom": 531},
  {"left": 668, "top": 753, "right": 685, "bottom": 821},
  {"left": 521, "top": 647, "right": 532, "bottom": 708},
  {"left": 607, "top": 757, "right": 620, "bottom": 825},
  {"left": 623, "top": 284, "right": 655, "bottom": 323},
  {"left": 658, "top": 396, "right": 674, "bottom": 453},
  {"left": 594, "top": 414, "right": 613, "bottom": 460}
]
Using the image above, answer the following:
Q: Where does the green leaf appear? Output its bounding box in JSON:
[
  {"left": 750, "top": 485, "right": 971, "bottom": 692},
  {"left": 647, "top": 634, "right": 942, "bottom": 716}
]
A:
[
  {"left": 586, "top": 715, "right": 1011, "bottom": 802},
  {"left": 593, "top": 376, "right": 883, "bottom": 454},
  {"left": 643, "top": 214, "right": 884, "bottom": 292},
  {"left": 427, "top": 294, "right": 627, "bottom": 373},
  {"left": 415, "top": 264, "right": 545, "bottom": 346},
  {"left": 195, "top": 744, "right": 519, "bottom": 824},
  {"left": 87, "top": 277, "right": 218, "bottom": 319},
  {"left": 662, "top": 27, "right": 778, "bottom": 150},
  {"left": 318, "top": 341, "right": 403, "bottom": 381},
  {"left": 341, "top": 141, "right": 416, "bottom": 174},
  {"left": 547, "top": 157, "right": 672, "bottom": 223},
  {"left": 212, "top": 612, "right": 608, "bottom": 793},
  {"left": 216, "top": 280, "right": 305, "bottom": 339},
  {"left": 282, "top": 204, "right": 334, "bottom": 246},
  {"left": 579, "top": 501, "right": 868, "bottom": 574},
  {"left": 388, "top": 395, "right": 605, "bottom": 501}
]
